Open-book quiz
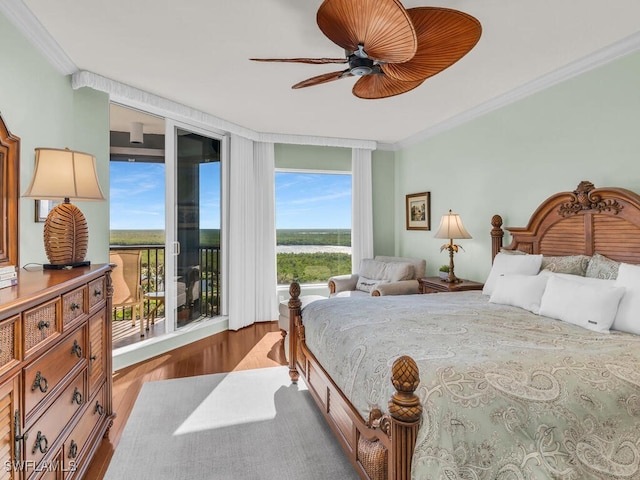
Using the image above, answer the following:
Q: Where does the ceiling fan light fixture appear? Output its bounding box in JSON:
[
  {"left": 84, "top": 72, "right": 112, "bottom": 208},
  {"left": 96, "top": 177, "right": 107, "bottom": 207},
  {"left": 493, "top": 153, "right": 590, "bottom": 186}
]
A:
[{"left": 349, "top": 56, "right": 375, "bottom": 76}]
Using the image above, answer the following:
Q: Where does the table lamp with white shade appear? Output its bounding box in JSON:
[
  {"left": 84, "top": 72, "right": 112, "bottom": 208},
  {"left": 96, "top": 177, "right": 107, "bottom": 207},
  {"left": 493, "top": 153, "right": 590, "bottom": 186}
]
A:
[
  {"left": 23, "top": 147, "right": 105, "bottom": 269},
  {"left": 434, "top": 209, "right": 472, "bottom": 283}
]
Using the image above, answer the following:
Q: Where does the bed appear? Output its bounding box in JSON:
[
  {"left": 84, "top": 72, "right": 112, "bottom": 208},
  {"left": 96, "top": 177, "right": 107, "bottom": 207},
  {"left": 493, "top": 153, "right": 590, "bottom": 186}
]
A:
[{"left": 286, "top": 181, "right": 640, "bottom": 480}]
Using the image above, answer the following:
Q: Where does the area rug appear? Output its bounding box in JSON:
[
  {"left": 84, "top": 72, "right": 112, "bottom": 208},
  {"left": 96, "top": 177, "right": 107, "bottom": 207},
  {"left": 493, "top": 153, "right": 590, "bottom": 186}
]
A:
[{"left": 104, "top": 366, "right": 359, "bottom": 480}]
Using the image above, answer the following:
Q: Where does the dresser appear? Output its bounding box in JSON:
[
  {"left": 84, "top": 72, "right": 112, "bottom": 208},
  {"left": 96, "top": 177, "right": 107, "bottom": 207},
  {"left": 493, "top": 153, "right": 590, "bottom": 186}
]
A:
[{"left": 0, "top": 264, "right": 114, "bottom": 479}]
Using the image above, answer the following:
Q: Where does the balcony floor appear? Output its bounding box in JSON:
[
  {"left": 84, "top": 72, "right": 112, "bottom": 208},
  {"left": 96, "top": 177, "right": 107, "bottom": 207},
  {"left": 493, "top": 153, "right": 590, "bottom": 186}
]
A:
[{"left": 112, "top": 317, "right": 166, "bottom": 349}]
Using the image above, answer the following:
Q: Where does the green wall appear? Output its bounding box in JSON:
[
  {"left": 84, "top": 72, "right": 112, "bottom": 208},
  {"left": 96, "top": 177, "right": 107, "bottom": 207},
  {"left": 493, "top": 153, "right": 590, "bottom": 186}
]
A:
[
  {"left": 395, "top": 50, "right": 640, "bottom": 282},
  {"left": 0, "top": 11, "right": 110, "bottom": 267},
  {"left": 275, "top": 143, "right": 351, "bottom": 171}
]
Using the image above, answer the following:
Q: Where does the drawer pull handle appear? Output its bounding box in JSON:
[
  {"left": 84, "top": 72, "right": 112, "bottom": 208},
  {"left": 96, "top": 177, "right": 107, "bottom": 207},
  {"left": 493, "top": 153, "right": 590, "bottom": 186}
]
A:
[
  {"left": 37, "top": 320, "right": 50, "bottom": 330},
  {"left": 72, "top": 387, "right": 83, "bottom": 405},
  {"left": 70, "top": 302, "right": 81, "bottom": 311},
  {"left": 32, "top": 431, "right": 49, "bottom": 455},
  {"left": 68, "top": 440, "right": 78, "bottom": 459},
  {"left": 71, "top": 340, "right": 83, "bottom": 358},
  {"left": 94, "top": 401, "right": 104, "bottom": 416},
  {"left": 14, "top": 410, "right": 28, "bottom": 459},
  {"left": 93, "top": 288, "right": 102, "bottom": 297},
  {"left": 31, "top": 371, "right": 48, "bottom": 393}
]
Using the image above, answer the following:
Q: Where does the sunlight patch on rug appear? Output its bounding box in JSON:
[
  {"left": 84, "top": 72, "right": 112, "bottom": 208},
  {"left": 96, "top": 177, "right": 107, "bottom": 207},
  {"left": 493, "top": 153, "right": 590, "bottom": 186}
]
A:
[{"left": 173, "top": 366, "right": 307, "bottom": 435}]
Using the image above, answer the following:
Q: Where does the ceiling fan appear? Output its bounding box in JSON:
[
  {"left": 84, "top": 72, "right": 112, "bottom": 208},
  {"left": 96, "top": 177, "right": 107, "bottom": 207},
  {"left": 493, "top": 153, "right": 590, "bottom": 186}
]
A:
[{"left": 251, "top": 0, "right": 482, "bottom": 99}]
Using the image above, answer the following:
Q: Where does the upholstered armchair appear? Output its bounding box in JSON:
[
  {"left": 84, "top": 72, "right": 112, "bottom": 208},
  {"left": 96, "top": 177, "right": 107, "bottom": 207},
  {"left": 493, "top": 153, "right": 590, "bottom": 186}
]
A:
[{"left": 328, "top": 255, "right": 426, "bottom": 297}]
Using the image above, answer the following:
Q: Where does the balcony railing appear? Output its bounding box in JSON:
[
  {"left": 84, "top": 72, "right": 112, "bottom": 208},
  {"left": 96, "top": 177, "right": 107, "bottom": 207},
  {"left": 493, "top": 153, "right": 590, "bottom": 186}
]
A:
[{"left": 110, "top": 245, "right": 220, "bottom": 324}]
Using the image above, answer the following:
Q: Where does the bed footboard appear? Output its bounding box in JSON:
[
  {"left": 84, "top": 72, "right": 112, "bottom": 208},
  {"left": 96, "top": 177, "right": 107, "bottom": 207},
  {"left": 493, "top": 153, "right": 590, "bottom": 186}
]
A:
[{"left": 288, "top": 282, "right": 422, "bottom": 480}]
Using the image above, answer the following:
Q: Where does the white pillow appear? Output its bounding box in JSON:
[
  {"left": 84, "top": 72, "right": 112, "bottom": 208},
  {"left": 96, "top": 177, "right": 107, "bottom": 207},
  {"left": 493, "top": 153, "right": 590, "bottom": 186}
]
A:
[
  {"left": 539, "top": 275, "right": 625, "bottom": 333},
  {"left": 613, "top": 262, "right": 640, "bottom": 334},
  {"left": 489, "top": 273, "right": 550, "bottom": 314},
  {"left": 482, "top": 253, "right": 543, "bottom": 296}
]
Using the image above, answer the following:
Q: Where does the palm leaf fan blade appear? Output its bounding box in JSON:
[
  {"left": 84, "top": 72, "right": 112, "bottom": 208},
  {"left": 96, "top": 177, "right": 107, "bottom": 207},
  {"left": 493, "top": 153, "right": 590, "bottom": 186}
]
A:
[
  {"left": 250, "top": 58, "right": 348, "bottom": 65},
  {"left": 382, "top": 7, "right": 481, "bottom": 83},
  {"left": 352, "top": 74, "right": 424, "bottom": 99},
  {"left": 317, "top": 0, "right": 417, "bottom": 63},
  {"left": 292, "top": 70, "right": 349, "bottom": 89}
]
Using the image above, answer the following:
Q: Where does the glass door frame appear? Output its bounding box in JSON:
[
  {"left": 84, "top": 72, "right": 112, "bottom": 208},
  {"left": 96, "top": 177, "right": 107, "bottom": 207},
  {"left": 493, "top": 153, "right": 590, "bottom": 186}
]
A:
[{"left": 164, "top": 119, "right": 229, "bottom": 333}]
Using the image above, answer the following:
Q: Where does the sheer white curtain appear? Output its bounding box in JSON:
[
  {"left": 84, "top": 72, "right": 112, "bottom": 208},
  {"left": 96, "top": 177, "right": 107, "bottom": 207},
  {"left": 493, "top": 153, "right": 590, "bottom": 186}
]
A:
[
  {"left": 351, "top": 148, "right": 374, "bottom": 273},
  {"left": 228, "top": 135, "right": 277, "bottom": 330}
]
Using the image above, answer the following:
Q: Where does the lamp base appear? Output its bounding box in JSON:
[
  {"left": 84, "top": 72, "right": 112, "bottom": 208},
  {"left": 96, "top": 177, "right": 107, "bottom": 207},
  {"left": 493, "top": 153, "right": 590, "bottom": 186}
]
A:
[{"left": 43, "top": 261, "right": 90, "bottom": 270}]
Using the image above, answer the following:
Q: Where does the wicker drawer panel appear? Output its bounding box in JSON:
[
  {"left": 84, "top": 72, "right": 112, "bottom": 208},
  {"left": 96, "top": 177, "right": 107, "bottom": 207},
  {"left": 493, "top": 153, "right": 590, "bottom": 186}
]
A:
[
  {"left": 24, "top": 326, "right": 86, "bottom": 418},
  {"left": 62, "top": 287, "right": 87, "bottom": 327},
  {"left": 0, "top": 315, "right": 19, "bottom": 372},
  {"left": 87, "top": 277, "right": 106, "bottom": 310},
  {"left": 23, "top": 299, "right": 59, "bottom": 354},
  {"left": 24, "top": 369, "right": 86, "bottom": 468}
]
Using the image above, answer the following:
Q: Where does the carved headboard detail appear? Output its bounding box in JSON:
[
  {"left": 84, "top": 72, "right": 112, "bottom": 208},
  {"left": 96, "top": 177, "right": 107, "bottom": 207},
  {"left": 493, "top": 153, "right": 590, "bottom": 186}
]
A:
[
  {"left": 0, "top": 112, "right": 19, "bottom": 267},
  {"left": 492, "top": 181, "right": 640, "bottom": 265}
]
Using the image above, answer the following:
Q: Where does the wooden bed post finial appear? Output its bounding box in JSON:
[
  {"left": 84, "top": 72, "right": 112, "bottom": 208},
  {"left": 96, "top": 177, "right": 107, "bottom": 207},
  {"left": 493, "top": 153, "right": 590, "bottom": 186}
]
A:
[
  {"left": 490, "top": 215, "right": 504, "bottom": 263},
  {"left": 388, "top": 356, "right": 422, "bottom": 480},
  {"left": 288, "top": 281, "right": 301, "bottom": 383}
]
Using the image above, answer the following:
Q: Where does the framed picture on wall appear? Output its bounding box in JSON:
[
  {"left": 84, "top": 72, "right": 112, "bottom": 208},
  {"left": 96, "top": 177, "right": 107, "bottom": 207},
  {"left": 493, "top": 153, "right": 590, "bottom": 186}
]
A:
[
  {"left": 406, "top": 192, "right": 431, "bottom": 230},
  {"left": 35, "top": 200, "right": 61, "bottom": 222}
]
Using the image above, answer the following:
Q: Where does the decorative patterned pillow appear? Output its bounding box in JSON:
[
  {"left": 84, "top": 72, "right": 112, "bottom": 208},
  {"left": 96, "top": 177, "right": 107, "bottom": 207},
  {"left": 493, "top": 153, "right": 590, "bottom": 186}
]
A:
[
  {"left": 540, "top": 255, "right": 590, "bottom": 276},
  {"left": 585, "top": 253, "right": 620, "bottom": 280},
  {"left": 355, "top": 276, "right": 385, "bottom": 293},
  {"left": 499, "top": 248, "right": 527, "bottom": 255}
]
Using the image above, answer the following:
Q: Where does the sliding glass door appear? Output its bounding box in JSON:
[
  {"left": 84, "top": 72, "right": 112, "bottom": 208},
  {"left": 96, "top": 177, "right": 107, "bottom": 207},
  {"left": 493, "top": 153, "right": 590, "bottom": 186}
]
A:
[{"left": 164, "top": 121, "right": 227, "bottom": 332}]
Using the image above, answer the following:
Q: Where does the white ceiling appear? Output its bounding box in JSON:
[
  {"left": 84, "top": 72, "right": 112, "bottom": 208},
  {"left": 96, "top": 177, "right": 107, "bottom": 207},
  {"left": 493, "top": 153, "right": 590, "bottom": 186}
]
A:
[{"left": 18, "top": 0, "right": 640, "bottom": 145}]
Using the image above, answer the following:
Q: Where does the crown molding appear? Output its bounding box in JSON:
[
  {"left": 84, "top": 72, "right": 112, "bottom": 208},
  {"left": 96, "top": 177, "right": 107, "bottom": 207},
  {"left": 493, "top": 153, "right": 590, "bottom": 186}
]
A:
[
  {"left": 394, "top": 31, "right": 640, "bottom": 151},
  {"left": 73, "top": 71, "right": 376, "bottom": 150},
  {"left": 0, "top": 0, "right": 77, "bottom": 75}
]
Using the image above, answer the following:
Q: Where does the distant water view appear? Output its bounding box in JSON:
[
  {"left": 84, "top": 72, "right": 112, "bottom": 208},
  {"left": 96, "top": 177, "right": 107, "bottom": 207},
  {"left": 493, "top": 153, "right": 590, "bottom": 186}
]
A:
[{"left": 276, "top": 245, "right": 351, "bottom": 254}]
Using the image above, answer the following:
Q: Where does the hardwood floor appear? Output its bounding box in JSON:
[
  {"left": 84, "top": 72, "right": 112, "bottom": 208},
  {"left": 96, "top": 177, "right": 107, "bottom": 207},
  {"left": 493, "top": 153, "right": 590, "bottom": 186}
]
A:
[{"left": 84, "top": 321, "right": 287, "bottom": 480}]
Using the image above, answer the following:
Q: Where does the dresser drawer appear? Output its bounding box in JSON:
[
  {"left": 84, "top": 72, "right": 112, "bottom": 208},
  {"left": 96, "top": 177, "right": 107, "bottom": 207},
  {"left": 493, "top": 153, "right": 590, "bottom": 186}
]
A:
[
  {"left": 24, "top": 299, "right": 59, "bottom": 356},
  {"left": 63, "top": 385, "right": 105, "bottom": 478},
  {"left": 25, "top": 369, "right": 87, "bottom": 469},
  {"left": 24, "top": 326, "right": 86, "bottom": 418},
  {"left": 62, "top": 287, "right": 86, "bottom": 328},
  {"left": 87, "top": 277, "right": 106, "bottom": 311},
  {"left": 0, "top": 314, "right": 20, "bottom": 374}
]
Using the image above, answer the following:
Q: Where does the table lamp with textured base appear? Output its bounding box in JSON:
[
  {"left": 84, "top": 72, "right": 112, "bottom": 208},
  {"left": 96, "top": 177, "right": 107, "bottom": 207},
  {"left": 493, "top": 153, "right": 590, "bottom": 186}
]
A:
[{"left": 23, "top": 148, "right": 105, "bottom": 269}]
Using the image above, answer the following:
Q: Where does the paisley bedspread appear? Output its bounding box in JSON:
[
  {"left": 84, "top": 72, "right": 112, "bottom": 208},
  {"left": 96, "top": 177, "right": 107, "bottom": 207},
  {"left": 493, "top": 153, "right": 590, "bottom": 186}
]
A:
[{"left": 300, "top": 291, "right": 640, "bottom": 480}]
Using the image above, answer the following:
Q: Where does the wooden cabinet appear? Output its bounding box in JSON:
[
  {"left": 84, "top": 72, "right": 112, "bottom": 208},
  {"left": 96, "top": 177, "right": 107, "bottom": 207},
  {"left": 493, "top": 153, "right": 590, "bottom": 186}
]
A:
[
  {"left": 418, "top": 276, "right": 484, "bottom": 294},
  {"left": 0, "top": 265, "right": 113, "bottom": 480}
]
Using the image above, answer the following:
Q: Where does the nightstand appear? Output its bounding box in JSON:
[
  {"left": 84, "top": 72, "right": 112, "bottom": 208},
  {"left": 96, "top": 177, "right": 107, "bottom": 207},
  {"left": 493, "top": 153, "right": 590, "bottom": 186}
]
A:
[{"left": 418, "top": 276, "right": 484, "bottom": 294}]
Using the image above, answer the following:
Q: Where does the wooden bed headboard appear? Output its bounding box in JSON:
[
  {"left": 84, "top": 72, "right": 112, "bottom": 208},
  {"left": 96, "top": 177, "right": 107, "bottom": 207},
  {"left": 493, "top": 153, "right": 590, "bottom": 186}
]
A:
[{"left": 491, "top": 181, "right": 640, "bottom": 264}]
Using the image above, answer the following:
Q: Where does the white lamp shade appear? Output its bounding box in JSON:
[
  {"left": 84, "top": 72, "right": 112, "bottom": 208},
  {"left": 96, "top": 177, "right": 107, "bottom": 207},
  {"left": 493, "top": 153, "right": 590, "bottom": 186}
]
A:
[
  {"left": 434, "top": 210, "right": 472, "bottom": 239},
  {"left": 23, "top": 148, "right": 105, "bottom": 201}
]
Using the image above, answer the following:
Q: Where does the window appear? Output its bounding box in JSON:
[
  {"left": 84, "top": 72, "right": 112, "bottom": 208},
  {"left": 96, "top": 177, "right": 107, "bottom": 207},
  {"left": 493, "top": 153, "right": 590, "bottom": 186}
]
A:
[{"left": 275, "top": 171, "right": 351, "bottom": 285}]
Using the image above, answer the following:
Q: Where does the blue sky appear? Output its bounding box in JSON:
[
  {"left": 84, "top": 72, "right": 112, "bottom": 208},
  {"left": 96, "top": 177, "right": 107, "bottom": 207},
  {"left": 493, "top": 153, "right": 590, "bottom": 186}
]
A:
[{"left": 110, "top": 164, "right": 351, "bottom": 230}]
